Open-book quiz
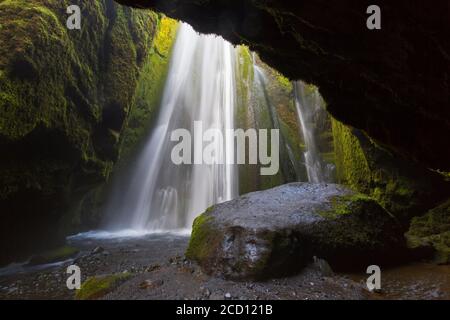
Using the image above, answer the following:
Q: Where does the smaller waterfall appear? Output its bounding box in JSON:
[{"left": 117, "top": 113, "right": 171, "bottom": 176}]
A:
[
  {"left": 252, "top": 55, "right": 298, "bottom": 181},
  {"left": 293, "top": 81, "right": 333, "bottom": 183}
]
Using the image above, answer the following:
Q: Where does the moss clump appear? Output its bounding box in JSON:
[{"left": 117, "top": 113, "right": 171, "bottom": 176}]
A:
[
  {"left": 318, "top": 193, "right": 376, "bottom": 219},
  {"left": 406, "top": 199, "right": 450, "bottom": 264},
  {"left": 186, "top": 213, "right": 218, "bottom": 261},
  {"left": 75, "top": 273, "right": 132, "bottom": 300},
  {"left": 332, "top": 120, "right": 371, "bottom": 191},
  {"left": 28, "top": 246, "right": 79, "bottom": 265}
]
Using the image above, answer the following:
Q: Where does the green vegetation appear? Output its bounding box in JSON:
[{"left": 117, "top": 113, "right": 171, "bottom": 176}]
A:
[
  {"left": 331, "top": 118, "right": 440, "bottom": 220},
  {"left": 0, "top": 0, "right": 166, "bottom": 262},
  {"left": 75, "top": 273, "right": 132, "bottom": 300},
  {"left": 186, "top": 213, "right": 218, "bottom": 261},
  {"left": 234, "top": 48, "right": 301, "bottom": 193},
  {"left": 118, "top": 17, "right": 179, "bottom": 162},
  {"left": 318, "top": 193, "right": 376, "bottom": 219},
  {"left": 406, "top": 199, "right": 450, "bottom": 264}
]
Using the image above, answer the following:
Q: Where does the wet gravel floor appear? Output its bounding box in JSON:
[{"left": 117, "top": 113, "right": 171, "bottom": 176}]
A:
[{"left": 0, "top": 232, "right": 448, "bottom": 300}]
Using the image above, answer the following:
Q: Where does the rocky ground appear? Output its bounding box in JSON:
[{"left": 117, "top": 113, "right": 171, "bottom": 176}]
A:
[{"left": 0, "top": 232, "right": 448, "bottom": 300}]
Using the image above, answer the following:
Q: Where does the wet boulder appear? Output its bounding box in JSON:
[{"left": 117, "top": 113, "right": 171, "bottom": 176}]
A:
[{"left": 186, "top": 183, "right": 405, "bottom": 280}]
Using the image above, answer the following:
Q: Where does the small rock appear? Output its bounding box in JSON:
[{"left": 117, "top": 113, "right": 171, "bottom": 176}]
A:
[
  {"left": 224, "top": 292, "right": 232, "bottom": 299},
  {"left": 139, "top": 279, "right": 164, "bottom": 289},
  {"left": 430, "top": 290, "right": 441, "bottom": 298},
  {"left": 313, "top": 256, "right": 334, "bottom": 277},
  {"left": 372, "top": 288, "right": 383, "bottom": 294},
  {"left": 209, "top": 293, "right": 223, "bottom": 300},
  {"left": 91, "top": 246, "right": 104, "bottom": 255},
  {"left": 200, "top": 287, "right": 211, "bottom": 297},
  {"left": 145, "top": 264, "right": 161, "bottom": 273}
]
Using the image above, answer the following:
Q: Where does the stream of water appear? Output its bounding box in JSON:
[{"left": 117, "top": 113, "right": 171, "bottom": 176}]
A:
[{"left": 293, "top": 81, "right": 334, "bottom": 183}]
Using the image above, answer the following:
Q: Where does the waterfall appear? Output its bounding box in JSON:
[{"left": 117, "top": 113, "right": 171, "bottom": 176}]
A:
[
  {"left": 293, "top": 81, "right": 332, "bottom": 183},
  {"left": 106, "top": 23, "right": 238, "bottom": 231},
  {"left": 252, "top": 56, "right": 298, "bottom": 181}
]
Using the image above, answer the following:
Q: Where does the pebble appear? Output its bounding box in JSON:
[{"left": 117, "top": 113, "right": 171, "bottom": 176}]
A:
[
  {"left": 139, "top": 279, "right": 164, "bottom": 289},
  {"left": 91, "top": 246, "right": 104, "bottom": 255},
  {"left": 209, "top": 293, "right": 223, "bottom": 300},
  {"left": 224, "top": 292, "right": 232, "bottom": 299}
]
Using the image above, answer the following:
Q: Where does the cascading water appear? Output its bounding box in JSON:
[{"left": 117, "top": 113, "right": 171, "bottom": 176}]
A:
[
  {"left": 252, "top": 55, "right": 299, "bottom": 181},
  {"left": 293, "top": 81, "right": 334, "bottom": 183},
  {"left": 106, "top": 23, "right": 238, "bottom": 232}
]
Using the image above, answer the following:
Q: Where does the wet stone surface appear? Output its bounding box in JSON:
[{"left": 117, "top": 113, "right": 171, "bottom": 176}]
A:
[{"left": 0, "top": 232, "right": 447, "bottom": 300}]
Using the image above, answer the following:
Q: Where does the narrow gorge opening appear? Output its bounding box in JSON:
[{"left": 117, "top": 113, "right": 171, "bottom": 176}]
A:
[
  {"left": 1, "top": 1, "right": 448, "bottom": 300},
  {"left": 98, "top": 22, "right": 335, "bottom": 235}
]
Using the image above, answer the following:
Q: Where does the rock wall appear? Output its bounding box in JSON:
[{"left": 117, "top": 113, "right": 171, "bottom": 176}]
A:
[
  {"left": 332, "top": 119, "right": 450, "bottom": 222},
  {"left": 406, "top": 199, "right": 450, "bottom": 264},
  {"left": 116, "top": 0, "right": 450, "bottom": 172},
  {"left": 0, "top": 0, "right": 164, "bottom": 264},
  {"left": 235, "top": 47, "right": 300, "bottom": 194}
]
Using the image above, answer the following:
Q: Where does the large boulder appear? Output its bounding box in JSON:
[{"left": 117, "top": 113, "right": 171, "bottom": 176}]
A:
[{"left": 186, "top": 183, "right": 405, "bottom": 280}]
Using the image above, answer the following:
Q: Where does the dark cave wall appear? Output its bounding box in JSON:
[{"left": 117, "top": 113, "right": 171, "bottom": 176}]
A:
[
  {"left": 116, "top": 0, "right": 450, "bottom": 172},
  {"left": 0, "top": 0, "right": 163, "bottom": 264},
  {"left": 332, "top": 119, "right": 450, "bottom": 223}
]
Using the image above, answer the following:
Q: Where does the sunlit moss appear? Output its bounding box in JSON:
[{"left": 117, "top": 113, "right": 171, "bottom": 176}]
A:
[{"left": 118, "top": 17, "right": 179, "bottom": 163}]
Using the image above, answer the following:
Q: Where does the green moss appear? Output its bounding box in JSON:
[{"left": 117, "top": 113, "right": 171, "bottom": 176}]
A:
[
  {"left": 318, "top": 193, "right": 376, "bottom": 219},
  {"left": 332, "top": 120, "right": 371, "bottom": 192},
  {"left": 0, "top": 1, "right": 165, "bottom": 260},
  {"left": 118, "top": 17, "right": 179, "bottom": 163},
  {"left": 186, "top": 213, "right": 218, "bottom": 261},
  {"left": 75, "top": 273, "right": 132, "bottom": 300},
  {"left": 331, "top": 118, "right": 438, "bottom": 220},
  {"left": 276, "top": 74, "right": 292, "bottom": 92},
  {"left": 406, "top": 199, "right": 450, "bottom": 264}
]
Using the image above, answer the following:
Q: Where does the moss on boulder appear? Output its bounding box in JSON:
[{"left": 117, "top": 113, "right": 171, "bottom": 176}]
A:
[{"left": 186, "top": 183, "right": 405, "bottom": 280}]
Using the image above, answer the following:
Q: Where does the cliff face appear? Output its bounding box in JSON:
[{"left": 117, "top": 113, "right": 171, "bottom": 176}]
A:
[
  {"left": 0, "top": 0, "right": 163, "bottom": 264},
  {"left": 116, "top": 0, "right": 450, "bottom": 172},
  {"left": 332, "top": 119, "right": 450, "bottom": 222}
]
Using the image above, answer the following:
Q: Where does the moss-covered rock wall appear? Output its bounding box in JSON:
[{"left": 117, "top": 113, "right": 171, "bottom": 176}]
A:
[
  {"left": 234, "top": 47, "right": 301, "bottom": 194},
  {"left": 332, "top": 119, "right": 450, "bottom": 222},
  {"left": 118, "top": 17, "right": 178, "bottom": 163},
  {"left": 406, "top": 199, "right": 450, "bottom": 265},
  {"left": 0, "top": 0, "right": 164, "bottom": 264}
]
